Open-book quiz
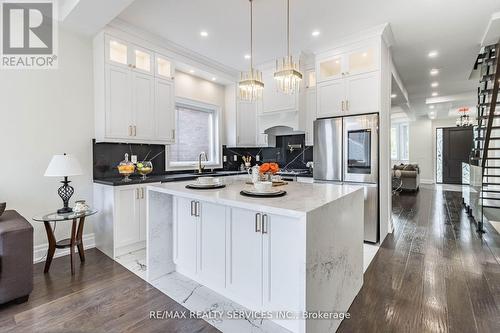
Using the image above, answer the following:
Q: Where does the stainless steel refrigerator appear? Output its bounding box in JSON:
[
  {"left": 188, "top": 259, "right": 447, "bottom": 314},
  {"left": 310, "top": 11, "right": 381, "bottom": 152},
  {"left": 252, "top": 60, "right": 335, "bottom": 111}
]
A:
[{"left": 313, "top": 114, "right": 379, "bottom": 243}]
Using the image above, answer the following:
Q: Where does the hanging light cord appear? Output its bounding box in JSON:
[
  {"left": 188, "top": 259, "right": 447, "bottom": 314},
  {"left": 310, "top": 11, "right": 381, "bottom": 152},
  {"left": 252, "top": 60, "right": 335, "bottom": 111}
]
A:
[
  {"left": 250, "top": 0, "right": 253, "bottom": 72},
  {"left": 287, "top": 0, "right": 290, "bottom": 57}
]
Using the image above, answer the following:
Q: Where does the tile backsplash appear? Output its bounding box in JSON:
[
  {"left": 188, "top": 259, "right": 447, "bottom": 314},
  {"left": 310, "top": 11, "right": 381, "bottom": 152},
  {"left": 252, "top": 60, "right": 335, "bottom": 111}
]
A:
[
  {"left": 223, "top": 134, "right": 313, "bottom": 171},
  {"left": 93, "top": 140, "right": 165, "bottom": 179}
]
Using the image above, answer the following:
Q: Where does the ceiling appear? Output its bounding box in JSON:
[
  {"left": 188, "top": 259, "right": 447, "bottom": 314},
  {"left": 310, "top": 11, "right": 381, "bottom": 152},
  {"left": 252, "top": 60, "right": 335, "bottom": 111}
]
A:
[{"left": 116, "top": 0, "right": 500, "bottom": 119}]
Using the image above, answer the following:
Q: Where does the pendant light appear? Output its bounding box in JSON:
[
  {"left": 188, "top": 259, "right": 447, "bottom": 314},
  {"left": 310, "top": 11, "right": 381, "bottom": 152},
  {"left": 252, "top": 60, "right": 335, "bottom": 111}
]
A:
[
  {"left": 239, "top": 0, "right": 264, "bottom": 101},
  {"left": 274, "top": 0, "right": 302, "bottom": 94}
]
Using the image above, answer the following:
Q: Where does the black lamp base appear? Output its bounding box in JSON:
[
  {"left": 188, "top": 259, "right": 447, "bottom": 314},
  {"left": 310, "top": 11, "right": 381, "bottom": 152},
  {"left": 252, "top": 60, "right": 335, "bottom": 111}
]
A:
[
  {"left": 57, "top": 177, "right": 74, "bottom": 215},
  {"left": 57, "top": 207, "right": 73, "bottom": 214}
]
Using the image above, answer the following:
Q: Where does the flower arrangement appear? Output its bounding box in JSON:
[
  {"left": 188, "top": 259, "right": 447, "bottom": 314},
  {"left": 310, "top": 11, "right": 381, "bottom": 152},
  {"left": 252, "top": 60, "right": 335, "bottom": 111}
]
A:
[{"left": 259, "top": 163, "right": 280, "bottom": 180}]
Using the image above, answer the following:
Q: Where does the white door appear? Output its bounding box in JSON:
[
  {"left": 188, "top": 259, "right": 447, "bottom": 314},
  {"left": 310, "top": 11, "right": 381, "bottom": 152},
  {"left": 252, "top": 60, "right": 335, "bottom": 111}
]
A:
[
  {"left": 155, "top": 78, "right": 175, "bottom": 142},
  {"left": 115, "top": 186, "right": 141, "bottom": 248},
  {"left": 316, "top": 79, "right": 346, "bottom": 118},
  {"left": 132, "top": 72, "right": 155, "bottom": 140},
  {"left": 198, "top": 202, "right": 227, "bottom": 289},
  {"left": 227, "top": 207, "right": 262, "bottom": 308},
  {"left": 105, "top": 64, "right": 132, "bottom": 139},
  {"left": 345, "top": 72, "right": 379, "bottom": 115},
  {"left": 262, "top": 213, "right": 302, "bottom": 331},
  {"left": 174, "top": 197, "right": 197, "bottom": 275},
  {"left": 236, "top": 101, "right": 257, "bottom": 146},
  {"left": 305, "top": 87, "right": 317, "bottom": 145}
]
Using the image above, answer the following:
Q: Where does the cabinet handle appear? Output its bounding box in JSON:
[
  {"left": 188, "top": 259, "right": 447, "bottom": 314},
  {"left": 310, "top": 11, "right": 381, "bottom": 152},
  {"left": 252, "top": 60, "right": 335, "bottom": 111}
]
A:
[
  {"left": 132, "top": 64, "right": 136, "bottom": 69},
  {"left": 341, "top": 101, "right": 345, "bottom": 111},
  {"left": 346, "top": 100, "right": 349, "bottom": 111},
  {"left": 262, "top": 214, "right": 268, "bottom": 234},
  {"left": 141, "top": 188, "right": 145, "bottom": 199},
  {"left": 195, "top": 201, "right": 200, "bottom": 217},
  {"left": 255, "top": 213, "right": 261, "bottom": 233},
  {"left": 136, "top": 188, "right": 140, "bottom": 199},
  {"left": 171, "top": 129, "right": 175, "bottom": 140},
  {"left": 133, "top": 125, "right": 137, "bottom": 136},
  {"left": 128, "top": 125, "right": 132, "bottom": 136},
  {"left": 190, "top": 201, "right": 195, "bottom": 216}
]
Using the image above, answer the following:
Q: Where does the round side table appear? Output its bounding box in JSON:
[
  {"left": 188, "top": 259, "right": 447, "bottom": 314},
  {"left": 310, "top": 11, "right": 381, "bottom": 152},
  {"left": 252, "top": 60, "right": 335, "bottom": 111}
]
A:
[{"left": 33, "top": 209, "right": 97, "bottom": 275}]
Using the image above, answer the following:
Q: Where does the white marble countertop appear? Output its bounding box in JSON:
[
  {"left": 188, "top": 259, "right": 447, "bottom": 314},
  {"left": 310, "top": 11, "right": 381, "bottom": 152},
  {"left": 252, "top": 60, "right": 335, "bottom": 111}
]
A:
[{"left": 147, "top": 178, "right": 363, "bottom": 218}]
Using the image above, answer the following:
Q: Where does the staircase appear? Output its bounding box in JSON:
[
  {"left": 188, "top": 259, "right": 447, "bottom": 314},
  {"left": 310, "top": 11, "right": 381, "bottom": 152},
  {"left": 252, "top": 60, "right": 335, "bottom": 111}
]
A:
[{"left": 472, "top": 42, "right": 500, "bottom": 231}]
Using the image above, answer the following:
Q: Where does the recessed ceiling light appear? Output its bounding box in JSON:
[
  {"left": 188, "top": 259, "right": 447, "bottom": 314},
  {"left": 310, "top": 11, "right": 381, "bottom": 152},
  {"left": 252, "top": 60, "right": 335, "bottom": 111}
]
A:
[
  {"left": 200, "top": 30, "right": 208, "bottom": 37},
  {"left": 244, "top": 54, "right": 251, "bottom": 59},
  {"left": 431, "top": 82, "right": 439, "bottom": 88},
  {"left": 429, "top": 105, "right": 435, "bottom": 109},
  {"left": 335, "top": 60, "right": 340, "bottom": 64},
  {"left": 430, "top": 68, "right": 439, "bottom": 76},
  {"left": 428, "top": 50, "right": 438, "bottom": 58},
  {"left": 432, "top": 92, "right": 438, "bottom": 97},
  {"left": 391, "top": 94, "right": 397, "bottom": 98},
  {"left": 362, "top": 52, "right": 368, "bottom": 57},
  {"left": 189, "top": 69, "right": 195, "bottom": 74},
  {"left": 211, "top": 77, "right": 217, "bottom": 81},
  {"left": 312, "top": 30, "right": 320, "bottom": 37}
]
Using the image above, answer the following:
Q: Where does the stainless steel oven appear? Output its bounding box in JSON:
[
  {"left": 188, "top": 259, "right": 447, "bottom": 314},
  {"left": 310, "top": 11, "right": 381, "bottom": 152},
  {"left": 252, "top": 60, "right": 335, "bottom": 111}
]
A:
[{"left": 343, "top": 114, "right": 378, "bottom": 184}]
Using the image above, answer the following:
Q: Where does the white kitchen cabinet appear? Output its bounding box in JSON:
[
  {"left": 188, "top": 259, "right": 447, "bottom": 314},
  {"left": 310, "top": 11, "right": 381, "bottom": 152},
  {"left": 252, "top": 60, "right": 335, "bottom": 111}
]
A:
[
  {"left": 227, "top": 207, "right": 263, "bottom": 308},
  {"left": 304, "top": 87, "right": 316, "bottom": 145},
  {"left": 316, "top": 43, "right": 379, "bottom": 84},
  {"left": 261, "top": 68, "right": 298, "bottom": 114},
  {"left": 236, "top": 101, "right": 258, "bottom": 146},
  {"left": 155, "top": 78, "right": 175, "bottom": 142},
  {"left": 317, "top": 79, "right": 346, "bottom": 118},
  {"left": 262, "top": 213, "right": 302, "bottom": 332},
  {"left": 94, "top": 183, "right": 159, "bottom": 258},
  {"left": 132, "top": 71, "right": 155, "bottom": 140},
  {"left": 105, "top": 64, "right": 133, "bottom": 139},
  {"left": 173, "top": 199, "right": 227, "bottom": 287},
  {"left": 115, "top": 186, "right": 141, "bottom": 249},
  {"left": 198, "top": 201, "right": 227, "bottom": 289},
  {"left": 95, "top": 32, "right": 176, "bottom": 144},
  {"left": 345, "top": 71, "right": 379, "bottom": 115},
  {"left": 174, "top": 197, "right": 198, "bottom": 276},
  {"left": 317, "top": 71, "right": 380, "bottom": 118}
]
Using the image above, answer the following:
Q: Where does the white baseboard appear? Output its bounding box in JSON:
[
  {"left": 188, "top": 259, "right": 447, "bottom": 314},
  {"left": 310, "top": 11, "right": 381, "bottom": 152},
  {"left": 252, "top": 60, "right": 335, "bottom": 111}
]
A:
[
  {"left": 33, "top": 233, "right": 95, "bottom": 263},
  {"left": 420, "top": 179, "right": 435, "bottom": 184}
]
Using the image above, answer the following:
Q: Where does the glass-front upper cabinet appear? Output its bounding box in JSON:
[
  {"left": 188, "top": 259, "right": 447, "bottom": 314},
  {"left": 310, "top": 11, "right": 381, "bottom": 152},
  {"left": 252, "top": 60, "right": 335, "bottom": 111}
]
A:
[
  {"left": 107, "top": 37, "right": 128, "bottom": 66},
  {"left": 155, "top": 54, "right": 173, "bottom": 79},
  {"left": 318, "top": 56, "right": 343, "bottom": 82},
  {"left": 306, "top": 70, "right": 316, "bottom": 88},
  {"left": 132, "top": 46, "right": 153, "bottom": 74},
  {"left": 346, "top": 47, "right": 377, "bottom": 76}
]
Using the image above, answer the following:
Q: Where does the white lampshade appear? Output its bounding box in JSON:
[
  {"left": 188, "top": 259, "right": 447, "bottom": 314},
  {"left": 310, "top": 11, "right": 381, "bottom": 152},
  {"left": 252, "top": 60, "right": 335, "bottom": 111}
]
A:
[{"left": 44, "top": 154, "right": 83, "bottom": 177}]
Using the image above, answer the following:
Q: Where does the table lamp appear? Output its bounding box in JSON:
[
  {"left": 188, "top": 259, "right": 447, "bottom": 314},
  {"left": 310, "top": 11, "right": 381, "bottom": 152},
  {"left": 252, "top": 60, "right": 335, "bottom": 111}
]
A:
[{"left": 44, "top": 153, "right": 83, "bottom": 214}]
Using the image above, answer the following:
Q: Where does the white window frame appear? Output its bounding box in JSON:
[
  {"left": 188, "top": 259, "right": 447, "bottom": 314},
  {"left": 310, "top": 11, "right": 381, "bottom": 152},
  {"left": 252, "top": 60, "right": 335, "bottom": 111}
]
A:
[
  {"left": 165, "top": 97, "right": 222, "bottom": 171},
  {"left": 391, "top": 121, "right": 409, "bottom": 162}
]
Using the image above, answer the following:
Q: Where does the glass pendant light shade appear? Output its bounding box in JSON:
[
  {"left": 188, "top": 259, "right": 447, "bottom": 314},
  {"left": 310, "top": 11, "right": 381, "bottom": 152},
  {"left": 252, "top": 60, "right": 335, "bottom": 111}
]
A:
[
  {"left": 239, "top": 0, "right": 264, "bottom": 101},
  {"left": 239, "top": 68, "right": 264, "bottom": 101},
  {"left": 274, "top": 0, "right": 302, "bottom": 95}
]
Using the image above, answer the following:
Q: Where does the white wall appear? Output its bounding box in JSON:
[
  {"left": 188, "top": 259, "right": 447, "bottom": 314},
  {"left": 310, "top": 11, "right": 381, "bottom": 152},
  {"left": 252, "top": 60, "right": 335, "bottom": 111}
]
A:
[
  {"left": 175, "top": 71, "right": 225, "bottom": 107},
  {"left": 0, "top": 28, "right": 94, "bottom": 257},
  {"left": 408, "top": 117, "right": 458, "bottom": 183}
]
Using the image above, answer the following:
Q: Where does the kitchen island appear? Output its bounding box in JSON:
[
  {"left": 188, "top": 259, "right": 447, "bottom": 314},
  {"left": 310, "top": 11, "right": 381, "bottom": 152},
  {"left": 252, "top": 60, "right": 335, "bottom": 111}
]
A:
[{"left": 146, "top": 178, "right": 364, "bottom": 333}]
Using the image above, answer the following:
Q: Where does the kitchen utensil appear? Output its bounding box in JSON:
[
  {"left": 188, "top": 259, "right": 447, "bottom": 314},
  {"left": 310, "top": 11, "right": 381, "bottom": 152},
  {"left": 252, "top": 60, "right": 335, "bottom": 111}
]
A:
[
  {"left": 117, "top": 153, "right": 135, "bottom": 182},
  {"left": 137, "top": 161, "right": 153, "bottom": 180},
  {"left": 247, "top": 165, "right": 260, "bottom": 183}
]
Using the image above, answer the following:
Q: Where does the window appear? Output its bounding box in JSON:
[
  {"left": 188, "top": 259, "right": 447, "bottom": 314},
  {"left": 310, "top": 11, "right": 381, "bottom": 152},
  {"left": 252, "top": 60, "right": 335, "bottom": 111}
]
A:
[
  {"left": 391, "top": 122, "right": 409, "bottom": 161},
  {"left": 166, "top": 99, "right": 220, "bottom": 170}
]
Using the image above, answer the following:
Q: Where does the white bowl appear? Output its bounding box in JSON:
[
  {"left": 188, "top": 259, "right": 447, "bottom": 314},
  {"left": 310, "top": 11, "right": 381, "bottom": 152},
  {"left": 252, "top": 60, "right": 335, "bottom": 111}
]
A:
[
  {"left": 197, "top": 176, "right": 218, "bottom": 185},
  {"left": 254, "top": 181, "right": 272, "bottom": 192}
]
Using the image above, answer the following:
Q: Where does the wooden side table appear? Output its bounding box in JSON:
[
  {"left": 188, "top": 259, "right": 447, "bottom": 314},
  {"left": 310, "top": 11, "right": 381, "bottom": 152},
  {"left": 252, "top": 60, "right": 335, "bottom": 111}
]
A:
[{"left": 33, "top": 210, "right": 97, "bottom": 275}]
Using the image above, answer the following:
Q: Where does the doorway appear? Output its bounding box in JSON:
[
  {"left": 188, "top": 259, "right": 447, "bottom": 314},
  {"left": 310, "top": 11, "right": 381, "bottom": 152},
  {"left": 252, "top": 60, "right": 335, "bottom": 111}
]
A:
[{"left": 436, "top": 127, "right": 473, "bottom": 184}]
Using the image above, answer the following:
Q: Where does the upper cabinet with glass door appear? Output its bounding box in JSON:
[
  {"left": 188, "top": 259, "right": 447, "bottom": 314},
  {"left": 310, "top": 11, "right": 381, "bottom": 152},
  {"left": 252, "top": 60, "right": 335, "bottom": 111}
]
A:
[
  {"left": 155, "top": 54, "right": 174, "bottom": 80},
  {"left": 316, "top": 42, "right": 379, "bottom": 83}
]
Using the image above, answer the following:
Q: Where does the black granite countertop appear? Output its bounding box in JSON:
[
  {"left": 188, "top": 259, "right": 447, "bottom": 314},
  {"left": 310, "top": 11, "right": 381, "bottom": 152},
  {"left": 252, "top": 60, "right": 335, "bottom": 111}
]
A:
[{"left": 94, "top": 171, "right": 247, "bottom": 186}]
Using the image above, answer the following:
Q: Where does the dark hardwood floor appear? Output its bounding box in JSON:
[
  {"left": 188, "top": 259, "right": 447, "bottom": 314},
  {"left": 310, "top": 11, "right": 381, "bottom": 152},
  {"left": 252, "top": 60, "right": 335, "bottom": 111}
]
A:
[
  {"left": 339, "top": 187, "right": 500, "bottom": 333},
  {"left": 2, "top": 187, "right": 500, "bottom": 332},
  {"left": 0, "top": 248, "right": 219, "bottom": 333}
]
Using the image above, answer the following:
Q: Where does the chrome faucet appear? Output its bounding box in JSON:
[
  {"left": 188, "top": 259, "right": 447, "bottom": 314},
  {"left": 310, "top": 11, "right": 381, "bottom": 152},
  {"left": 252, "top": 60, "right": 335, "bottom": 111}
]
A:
[{"left": 198, "top": 152, "right": 207, "bottom": 174}]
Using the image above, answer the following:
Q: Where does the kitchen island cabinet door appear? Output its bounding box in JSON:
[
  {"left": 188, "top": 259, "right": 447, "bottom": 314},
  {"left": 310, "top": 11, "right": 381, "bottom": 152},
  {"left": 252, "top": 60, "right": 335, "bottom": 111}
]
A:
[
  {"left": 227, "top": 207, "right": 263, "bottom": 309},
  {"left": 198, "top": 202, "right": 227, "bottom": 289},
  {"left": 115, "top": 186, "right": 141, "bottom": 248},
  {"left": 262, "top": 213, "right": 304, "bottom": 331},
  {"left": 173, "top": 197, "right": 197, "bottom": 276}
]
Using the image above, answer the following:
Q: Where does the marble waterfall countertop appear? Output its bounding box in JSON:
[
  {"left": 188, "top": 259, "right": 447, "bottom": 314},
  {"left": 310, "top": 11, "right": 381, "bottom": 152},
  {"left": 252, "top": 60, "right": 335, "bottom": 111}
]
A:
[{"left": 148, "top": 178, "right": 362, "bottom": 218}]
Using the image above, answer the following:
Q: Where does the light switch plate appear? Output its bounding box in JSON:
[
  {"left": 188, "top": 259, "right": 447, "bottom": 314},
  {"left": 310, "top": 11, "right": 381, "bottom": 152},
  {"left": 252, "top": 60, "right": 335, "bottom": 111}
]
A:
[
  {"left": 233, "top": 155, "right": 238, "bottom": 161},
  {"left": 256, "top": 155, "right": 260, "bottom": 162},
  {"left": 131, "top": 155, "right": 138, "bottom": 164}
]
